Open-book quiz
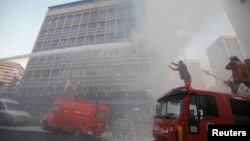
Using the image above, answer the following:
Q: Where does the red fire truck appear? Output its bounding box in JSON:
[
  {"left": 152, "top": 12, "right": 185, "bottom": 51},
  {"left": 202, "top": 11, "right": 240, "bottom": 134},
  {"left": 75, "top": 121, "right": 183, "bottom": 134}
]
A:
[
  {"left": 41, "top": 98, "right": 108, "bottom": 138},
  {"left": 152, "top": 86, "right": 250, "bottom": 141}
]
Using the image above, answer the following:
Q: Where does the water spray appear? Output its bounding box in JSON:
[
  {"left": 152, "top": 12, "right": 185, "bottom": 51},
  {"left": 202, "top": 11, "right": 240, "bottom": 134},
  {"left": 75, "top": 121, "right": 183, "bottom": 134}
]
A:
[{"left": 0, "top": 41, "right": 133, "bottom": 62}]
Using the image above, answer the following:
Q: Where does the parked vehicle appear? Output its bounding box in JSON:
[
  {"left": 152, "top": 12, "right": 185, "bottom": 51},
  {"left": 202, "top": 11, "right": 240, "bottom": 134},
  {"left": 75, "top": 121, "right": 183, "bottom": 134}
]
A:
[
  {"left": 0, "top": 97, "right": 30, "bottom": 125},
  {"left": 41, "top": 98, "right": 109, "bottom": 138},
  {"left": 152, "top": 86, "right": 250, "bottom": 141}
]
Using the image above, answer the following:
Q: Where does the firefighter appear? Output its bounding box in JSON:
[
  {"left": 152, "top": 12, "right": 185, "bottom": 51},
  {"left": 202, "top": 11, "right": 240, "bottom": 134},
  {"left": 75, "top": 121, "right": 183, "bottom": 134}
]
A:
[
  {"left": 225, "top": 56, "right": 250, "bottom": 94},
  {"left": 169, "top": 60, "right": 192, "bottom": 87}
]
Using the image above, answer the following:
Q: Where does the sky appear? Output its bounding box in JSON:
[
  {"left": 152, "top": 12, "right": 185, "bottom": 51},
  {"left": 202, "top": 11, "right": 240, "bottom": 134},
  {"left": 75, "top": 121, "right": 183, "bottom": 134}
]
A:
[
  {"left": 0, "top": 0, "right": 236, "bottom": 93},
  {"left": 0, "top": 0, "right": 76, "bottom": 65}
]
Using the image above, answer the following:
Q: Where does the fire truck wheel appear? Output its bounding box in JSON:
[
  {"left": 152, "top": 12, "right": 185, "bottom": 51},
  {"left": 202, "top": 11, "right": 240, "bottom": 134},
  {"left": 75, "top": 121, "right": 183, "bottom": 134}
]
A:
[
  {"left": 73, "top": 128, "right": 82, "bottom": 138},
  {"left": 41, "top": 121, "right": 49, "bottom": 130}
]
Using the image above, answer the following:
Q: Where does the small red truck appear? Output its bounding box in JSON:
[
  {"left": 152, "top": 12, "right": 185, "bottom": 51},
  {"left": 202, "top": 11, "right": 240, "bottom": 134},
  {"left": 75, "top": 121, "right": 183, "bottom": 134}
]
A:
[
  {"left": 41, "top": 98, "right": 108, "bottom": 138},
  {"left": 152, "top": 86, "right": 250, "bottom": 141}
]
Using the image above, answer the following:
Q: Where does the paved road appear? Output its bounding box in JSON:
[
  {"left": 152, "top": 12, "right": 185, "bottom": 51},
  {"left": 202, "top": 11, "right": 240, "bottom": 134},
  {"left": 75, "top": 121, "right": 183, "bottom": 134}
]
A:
[
  {"left": 0, "top": 115, "right": 154, "bottom": 141},
  {"left": 0, "top": 126, "right": 153, "bottom": 141},
  {"left": 0, "top": 127, "right": 103, "bottom": 141}
]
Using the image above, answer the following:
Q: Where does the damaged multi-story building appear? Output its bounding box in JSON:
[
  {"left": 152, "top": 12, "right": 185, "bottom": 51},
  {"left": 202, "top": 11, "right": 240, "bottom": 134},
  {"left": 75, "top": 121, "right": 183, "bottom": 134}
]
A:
[{"left": 15, "top": 0, "right": 153, "bottom": 129}]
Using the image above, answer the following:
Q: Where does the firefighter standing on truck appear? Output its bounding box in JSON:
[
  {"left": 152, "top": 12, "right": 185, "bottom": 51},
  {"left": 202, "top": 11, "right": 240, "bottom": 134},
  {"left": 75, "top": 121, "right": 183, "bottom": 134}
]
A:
[
  {"left": 169, "top": 60, "right": 192, "bottom": 87},
  {"left": 225, "top": 56, "right": 250, "bottom": 94}
]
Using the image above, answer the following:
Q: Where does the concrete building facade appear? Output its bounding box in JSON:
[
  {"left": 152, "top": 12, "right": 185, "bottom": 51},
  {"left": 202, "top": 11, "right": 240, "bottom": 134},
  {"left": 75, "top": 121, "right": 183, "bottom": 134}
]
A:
[
  {"left": 220, "top": 0, "right": 250, "bottom": 58},
  {"left": 185, "top": 59, "right": 206, "bottom": 89},
  {"left": 14, "top": 0, "right": 153, "bottom": 128},
  {"left": 206, "top": 35, "right": 245, "bottom": 92}
]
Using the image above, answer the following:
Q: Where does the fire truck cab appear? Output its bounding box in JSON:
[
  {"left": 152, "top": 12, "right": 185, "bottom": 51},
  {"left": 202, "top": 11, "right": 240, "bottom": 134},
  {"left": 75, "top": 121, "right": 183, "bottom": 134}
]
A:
[
  {"left": 153, "top": 86, "right": 250, "bottom": 141},
  {"left": 41, "top": 98, "right": 108, "bottom": 138}
]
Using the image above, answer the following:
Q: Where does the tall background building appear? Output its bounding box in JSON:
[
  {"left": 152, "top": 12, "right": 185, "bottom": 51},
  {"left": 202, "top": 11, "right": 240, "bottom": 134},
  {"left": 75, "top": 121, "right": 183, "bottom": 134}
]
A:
[
  {"left": 206, "top": 35, "right": 245, "bottom": 92},
  {"left": 220, "top": 0, "right": 250, "bottom": 58},
  {"left": 0, "top": 61, "right": 24, "bottom": 92},
  {"left": 13, "top": 0, "right": 153, "bottom": 130},
  {"left": 185, "top": 59, "right": 206, "bottom": 89}
]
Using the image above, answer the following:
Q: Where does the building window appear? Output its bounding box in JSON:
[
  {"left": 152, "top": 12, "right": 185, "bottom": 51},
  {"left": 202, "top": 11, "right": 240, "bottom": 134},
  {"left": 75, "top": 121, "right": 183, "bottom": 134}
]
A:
[
  {"left": 40, "top": 30, "right": 47, "bottom": 36},
  {"left": 42, "top": 69, "right": 50, "bottom": 78},
  {"left": 48, "top": 29, "right": 54, "bottom": 35},
  {"left": 51, "top": 69, "right": 60, "bottom": 78},
  {"left": 96, "top": 34, "right": 104, "bottom": 42},
  {"left": 45, "top": 18, "right": 51, "bottom": 24},
  {"left": 98, "top": 21, "right": 106, "bottom": 28},
  {"left": 82, "top": 12, "right": 89, "bottom": 19},
  {"left": 88, "top": 22, "right": 96, "bottom": 29},
  {"left": 99, "top": 9, "right": 107, "bottom": 16},
  {"left": 68, "top": 38, "right": 76, "bottom": 46},
  {"left": 91, "top": 10, "right": 98, "bottom": 17},
  {"left": 108, "top": 7, "right": 116, "bottom": 15},
  {"left": 36, "top": 42, "right": 43, "bottom": 49},
  {"left": 44, "top": 41, "right": 51, "bottom": 48},
  {"left": 52, "top": 17, "right": 58, "bottom": 23},
  {"left": 107, "top": 20, "right": 115, "bottom": 27},
  {"left": 71, "top": 68, "right": 81, "bottom": 77},
  {"left": 25, "top": 71, "right": 33, "bottom": 79},
  {"left": 59, "top": 16, "right": 66, "bottom": 22},
  {"left": 66, "top": 15, "right": 73, "bottom": 21},
  {"left": 74, "top": 13, "right": 81, "bottom": 20},
  {"left": 61, "top": 68, "right": 71, "bottom": 77},
  {"left": 71, "top": 25, "right": 79, "bottom": 32},
  {"left": 81, "top": 67, "right": 90, "bottom": 76},
  {"left": 77, "top": 36, "right": 85, "bottom": 45},
  {"left": 80, "top": 24, "right": 88, "bottom": 31},
  {"left": 106, "top": 33, "right": 115, "bottom": 41},
  {"left": 59, "top": 39, "right": 67, "bottom": 47},
  {"left": 51, "top": 40, "right": 59, "bottom": 47},
  {"left": 63, "top": 26, "right": 70, "bottom": 33},
  {"left": 33, "top": 70, "right": 41, "bottom": 78},
  {"left": 87, "top": 36, "right": 95, "bottom": 44},
  {"left": 55, "top": 27, "right": 62, "bottom": 34}
]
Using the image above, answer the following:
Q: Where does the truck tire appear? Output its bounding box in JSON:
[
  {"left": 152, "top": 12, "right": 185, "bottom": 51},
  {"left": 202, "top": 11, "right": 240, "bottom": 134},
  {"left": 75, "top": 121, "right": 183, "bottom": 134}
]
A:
[
  {"left": 41, "top": 121, "right": 49, "bottom": 130},
  {"left": 73, "top": 128, "right": 82, "bottom": 138}
]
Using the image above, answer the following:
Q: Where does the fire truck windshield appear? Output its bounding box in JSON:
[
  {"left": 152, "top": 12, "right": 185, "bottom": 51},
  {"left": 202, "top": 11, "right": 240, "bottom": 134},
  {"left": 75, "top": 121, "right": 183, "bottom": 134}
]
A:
[{"left": 155, "top": 95, "right": 184, "bottom": 119}]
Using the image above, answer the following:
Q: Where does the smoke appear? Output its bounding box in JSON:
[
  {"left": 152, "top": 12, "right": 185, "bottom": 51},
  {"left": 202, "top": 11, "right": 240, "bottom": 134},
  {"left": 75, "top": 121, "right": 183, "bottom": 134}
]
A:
[
  {"left": 138, "top": 0, "right": 223, "bottom": 96},
  {"left": 0, "top": 0, "right": 225, "bottom": 98}
]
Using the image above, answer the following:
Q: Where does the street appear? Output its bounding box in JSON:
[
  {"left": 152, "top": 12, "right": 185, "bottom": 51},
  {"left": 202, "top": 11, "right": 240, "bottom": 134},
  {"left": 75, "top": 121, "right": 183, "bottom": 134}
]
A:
[
  {"left": 0, "top": 115, "right": 154, "bottom": 141},
  {"left": 0, "top": 127, "right": 102, "bottom": 141},
  {"left": 0, "top": 126, "right": 153, "bottom": 141}
]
